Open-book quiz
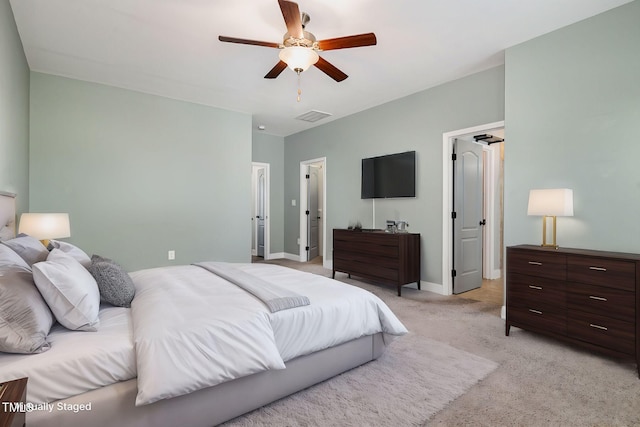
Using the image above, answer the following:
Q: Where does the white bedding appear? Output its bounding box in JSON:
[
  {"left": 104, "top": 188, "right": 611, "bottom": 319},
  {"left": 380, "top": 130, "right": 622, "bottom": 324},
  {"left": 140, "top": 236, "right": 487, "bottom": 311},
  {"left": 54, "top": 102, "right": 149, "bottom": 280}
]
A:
[
  {"left": 0, "top": 262, "right": 407, "bottom": 408},
  {"left": 0, "top": 306, "right": 135, "bottom": 404},
  {"left": 130, "top": 263, "right": 407, "bottom": 406}
]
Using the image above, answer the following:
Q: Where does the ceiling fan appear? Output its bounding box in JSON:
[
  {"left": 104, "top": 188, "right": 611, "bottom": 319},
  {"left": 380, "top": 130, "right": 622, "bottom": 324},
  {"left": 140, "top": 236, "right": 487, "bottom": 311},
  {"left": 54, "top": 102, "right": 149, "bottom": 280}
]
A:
[{"left": 218, "top": 0, "right": 377, "bottom": 83}]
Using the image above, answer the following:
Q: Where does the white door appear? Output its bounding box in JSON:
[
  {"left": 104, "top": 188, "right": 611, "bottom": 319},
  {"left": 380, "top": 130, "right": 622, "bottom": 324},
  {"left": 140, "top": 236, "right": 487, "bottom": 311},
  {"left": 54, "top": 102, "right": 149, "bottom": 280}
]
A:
[
  {"left": 307, "top": 165, "right": 320, "bottom": 260},
  {"left": 453, "top": 138, "right": 484, "bottom": 294},
  {"left": 257, "top": 168, "right": 266, "bottom": 258}
]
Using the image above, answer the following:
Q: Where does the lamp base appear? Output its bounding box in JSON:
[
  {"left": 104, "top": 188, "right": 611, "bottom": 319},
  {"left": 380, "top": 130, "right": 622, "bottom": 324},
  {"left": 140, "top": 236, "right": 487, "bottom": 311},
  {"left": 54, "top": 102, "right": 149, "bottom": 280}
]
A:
[{"left": 540, "top": 215, "right": 559, "bottom": 249}]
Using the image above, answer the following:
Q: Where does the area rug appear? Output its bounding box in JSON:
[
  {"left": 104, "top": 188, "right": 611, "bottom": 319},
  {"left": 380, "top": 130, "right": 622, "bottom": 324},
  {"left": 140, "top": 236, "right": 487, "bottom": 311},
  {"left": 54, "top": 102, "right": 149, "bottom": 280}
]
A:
[{"left": 223, "top": 268, "right": 498, "bottom": 426}]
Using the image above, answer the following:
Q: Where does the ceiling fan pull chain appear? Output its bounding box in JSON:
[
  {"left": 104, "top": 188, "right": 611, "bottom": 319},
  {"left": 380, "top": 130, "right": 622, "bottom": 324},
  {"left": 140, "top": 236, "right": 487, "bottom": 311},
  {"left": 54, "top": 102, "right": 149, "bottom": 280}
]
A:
[{"left": 297, "top": 70, "right": 302, "bottom": 102}]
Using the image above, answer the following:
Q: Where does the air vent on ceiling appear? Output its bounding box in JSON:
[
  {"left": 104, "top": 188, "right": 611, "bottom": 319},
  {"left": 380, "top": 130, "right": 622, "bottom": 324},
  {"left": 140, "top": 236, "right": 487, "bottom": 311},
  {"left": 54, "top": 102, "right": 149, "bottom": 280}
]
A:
[{"left": 295, "top": 110, "right": 332, "bottom": 123}]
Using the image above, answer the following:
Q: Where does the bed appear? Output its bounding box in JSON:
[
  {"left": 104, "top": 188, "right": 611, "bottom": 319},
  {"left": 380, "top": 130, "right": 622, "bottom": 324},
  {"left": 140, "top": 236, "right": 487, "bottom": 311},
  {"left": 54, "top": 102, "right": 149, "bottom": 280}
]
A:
[{"left": 0, "top": 192, "right": 408, "bottom": 427}]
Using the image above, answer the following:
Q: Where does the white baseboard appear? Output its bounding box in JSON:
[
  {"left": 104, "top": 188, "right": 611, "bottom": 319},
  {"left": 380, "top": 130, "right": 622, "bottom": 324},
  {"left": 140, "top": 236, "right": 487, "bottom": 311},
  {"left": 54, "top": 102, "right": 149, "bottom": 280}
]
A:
[
  {"left": 501, "top": 305, "right": 506, "bottom": 320},
  {"left": 419, "top": 281, "right": 444, "bottom": 295},
  {"left": 324, "top": 259, "right": 333, "bottom": 270},
  {"left": 283, "top": 252, "right": 301, "bottom": 261}
]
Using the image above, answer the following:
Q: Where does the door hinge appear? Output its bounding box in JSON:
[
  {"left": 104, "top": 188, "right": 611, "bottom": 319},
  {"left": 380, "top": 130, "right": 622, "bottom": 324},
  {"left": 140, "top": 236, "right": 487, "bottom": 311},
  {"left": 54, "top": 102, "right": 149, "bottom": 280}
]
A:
[
  {"left": 451, "top": 211, "right": 457, "bottom": 219},
  {"left": 451, "top": 269, "right": 457, "bottom": 277},
  {"left": 305, "top": 210, "right": 310, "bottom": 215},
  {"left": 305, "top": 246, "right": 310, "bottom": 251},
  {"left": 305, "top": 174, "right": 310, "bottom": 179},
  {"left": 451, "top": 153, "right": 457, "bottom": 161}
]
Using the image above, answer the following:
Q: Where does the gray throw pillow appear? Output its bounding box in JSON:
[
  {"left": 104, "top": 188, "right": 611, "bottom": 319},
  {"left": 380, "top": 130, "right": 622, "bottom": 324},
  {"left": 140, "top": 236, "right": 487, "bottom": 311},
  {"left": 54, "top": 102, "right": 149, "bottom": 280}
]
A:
[
  {"left": 89, "top": 255, "right": 135, "bottom": 308},
  {"left": 1, "top": 234, "right": 49, "bottom": 267},
  {"left": 0, "top": 265, "right": 54, "bottom": 354}
]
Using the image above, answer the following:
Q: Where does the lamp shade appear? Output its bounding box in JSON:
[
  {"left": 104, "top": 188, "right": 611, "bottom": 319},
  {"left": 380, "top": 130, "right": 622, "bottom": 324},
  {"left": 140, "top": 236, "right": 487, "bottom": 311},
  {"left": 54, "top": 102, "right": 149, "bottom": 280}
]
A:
[
  {"left": 18, "top": 213, "right": 71, "bottom": 240},
  {"left": 527, "top": 189, "right": 574, "bottom": 217},
  {"left": 278, "top": 46, "right": 319, "bottom": 72}
]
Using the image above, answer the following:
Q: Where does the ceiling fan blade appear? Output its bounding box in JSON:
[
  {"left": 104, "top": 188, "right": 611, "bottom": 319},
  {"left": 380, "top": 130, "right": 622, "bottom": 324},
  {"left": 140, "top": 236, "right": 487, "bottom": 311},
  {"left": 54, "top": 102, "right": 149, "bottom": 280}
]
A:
[
  {"left": 278, "top": 0, "right": 303, "bottom": 39},
  {"left": 314, "top": 57, "right": 348, "bottom": 82},
  {"left": 265, "top": 61, "right": 288, "bottom": 79},
  {"left": 218, "top": 36, "right": 280, "bottom": 49},
  {"left": 317, "top": 33, "right": 377, "bottom": 51}
]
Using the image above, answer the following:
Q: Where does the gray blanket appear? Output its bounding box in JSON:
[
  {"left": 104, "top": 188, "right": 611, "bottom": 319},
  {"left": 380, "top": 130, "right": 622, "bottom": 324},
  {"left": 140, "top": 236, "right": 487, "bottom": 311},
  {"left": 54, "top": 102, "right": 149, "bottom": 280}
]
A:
[{"left": 193, "top": 262, "right": 310, "bottom": 312}]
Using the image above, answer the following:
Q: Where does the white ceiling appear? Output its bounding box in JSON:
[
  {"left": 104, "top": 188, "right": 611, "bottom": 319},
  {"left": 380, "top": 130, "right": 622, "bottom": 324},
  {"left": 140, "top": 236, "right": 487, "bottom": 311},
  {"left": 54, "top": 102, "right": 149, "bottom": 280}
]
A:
[{"left": 10, "top": 0, "right": 632, "bottom": 137}]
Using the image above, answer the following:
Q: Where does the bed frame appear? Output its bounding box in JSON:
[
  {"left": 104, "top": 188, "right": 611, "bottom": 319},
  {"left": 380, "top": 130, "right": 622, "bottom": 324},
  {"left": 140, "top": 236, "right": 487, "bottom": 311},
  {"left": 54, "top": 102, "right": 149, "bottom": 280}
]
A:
[
  {"left": 29, "top": 333, "right": 385, "bottom": 427},
  {"left": 0, "top": 192, "right": 388, "bottom": 427}
]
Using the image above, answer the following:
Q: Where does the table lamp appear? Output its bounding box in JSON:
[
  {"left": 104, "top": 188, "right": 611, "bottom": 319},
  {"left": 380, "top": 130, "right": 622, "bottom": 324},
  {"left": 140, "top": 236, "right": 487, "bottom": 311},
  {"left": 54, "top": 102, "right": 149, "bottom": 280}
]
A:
[
  {"left": 527, "top": 189, "right": 573, "bottom": 248},
  {"left": 18, "top": 213, "right": 70, "bottom": 247}
]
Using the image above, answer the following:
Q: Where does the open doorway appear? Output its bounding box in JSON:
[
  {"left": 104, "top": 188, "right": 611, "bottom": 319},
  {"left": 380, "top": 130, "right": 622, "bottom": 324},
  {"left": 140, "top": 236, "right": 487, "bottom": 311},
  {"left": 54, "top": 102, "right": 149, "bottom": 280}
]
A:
[
  {"left": 442, "top": 121, "right": 505, "bottom": 301},
  {"left": 299, "top": 158, "right": 326, "bottom": 266},
  {"left": 251, "top": 162, "right": 270, "bottom": 261}
]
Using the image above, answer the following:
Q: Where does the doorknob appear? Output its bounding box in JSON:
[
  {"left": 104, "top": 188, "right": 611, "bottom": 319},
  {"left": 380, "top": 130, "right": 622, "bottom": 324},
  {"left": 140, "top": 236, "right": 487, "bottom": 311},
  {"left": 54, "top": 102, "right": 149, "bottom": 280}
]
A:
[{"left": 479, "top": 219, "right": 486, "bottom": 226}]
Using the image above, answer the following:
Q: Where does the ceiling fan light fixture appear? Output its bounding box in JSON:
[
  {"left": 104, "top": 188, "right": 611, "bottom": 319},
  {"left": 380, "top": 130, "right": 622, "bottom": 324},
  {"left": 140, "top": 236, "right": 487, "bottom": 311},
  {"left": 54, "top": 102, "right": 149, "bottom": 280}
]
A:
[{"left": 279, "top": 46, "right": 319, "bottom": 73}]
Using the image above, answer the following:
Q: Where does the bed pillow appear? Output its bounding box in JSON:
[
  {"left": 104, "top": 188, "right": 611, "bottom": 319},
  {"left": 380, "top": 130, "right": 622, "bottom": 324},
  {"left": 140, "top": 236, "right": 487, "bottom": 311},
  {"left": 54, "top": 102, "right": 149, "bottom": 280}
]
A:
[
  {"left": 32, "top": 249, "right": 100, "bottom": 331},
  {"left": 0, "top": 265, "right": 54, "bottom": 354},
  {"left": 1, "top": 234, "right": 49, "bottom": 267},
  {"left": 0, "top": 244, "right": 31, "bottom": 270},
  {"left": 89, "top": 255, "right": 135, "bottom": 308},
  {"left": 48, "top": 240, "right": 91, "bottom": 269}
]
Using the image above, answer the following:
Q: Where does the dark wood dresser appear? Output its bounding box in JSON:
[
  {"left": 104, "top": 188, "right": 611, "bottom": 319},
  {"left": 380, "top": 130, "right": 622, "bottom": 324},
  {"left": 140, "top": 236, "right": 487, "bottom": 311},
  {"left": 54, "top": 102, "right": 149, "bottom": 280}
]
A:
[
  {"left": 332, "top": 229, "right": 420, "bottom": 296},
  {"left": 0, "top": 377, "right": 27, "bottom": 427},
  {"left": 506, "top": 245, "right": 640, "bottom": 377}
]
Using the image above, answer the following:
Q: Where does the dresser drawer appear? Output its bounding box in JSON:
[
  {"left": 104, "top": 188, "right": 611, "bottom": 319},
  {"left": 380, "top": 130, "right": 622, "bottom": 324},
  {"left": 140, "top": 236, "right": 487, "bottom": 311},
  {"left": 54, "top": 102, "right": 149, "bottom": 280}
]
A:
[
  {"left": 567, "top": 255, "right": 635, "bottom": 291},
  {"left": 508, "top": 273, "right": 565, "bottom": 309},
  {"left": 567, "top": 283, "right": 635, "bottom": 322},
  {"left": 508, "top": 305, "right": 566, "bottom": 335},
  {"left": 567, "top": 310, "right": 635, "bottom": 355},
  {"left": 507, "top": 248, "right": 567, "bottom": 280},
  {"left": 334, "top": 232, "right": 400, "bottom": 259}
]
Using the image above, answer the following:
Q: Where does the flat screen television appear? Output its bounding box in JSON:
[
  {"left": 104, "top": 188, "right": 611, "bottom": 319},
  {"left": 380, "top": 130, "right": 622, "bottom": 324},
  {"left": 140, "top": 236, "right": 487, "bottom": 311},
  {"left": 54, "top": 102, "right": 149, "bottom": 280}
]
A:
[{"left": 361, "top": 151, "right": 416, "bottom": 199}]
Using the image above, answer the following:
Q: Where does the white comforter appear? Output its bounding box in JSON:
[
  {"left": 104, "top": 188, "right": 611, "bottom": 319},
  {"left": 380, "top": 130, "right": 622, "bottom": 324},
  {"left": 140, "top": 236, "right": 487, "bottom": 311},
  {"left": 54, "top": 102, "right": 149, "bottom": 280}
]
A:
[{"left": 129, "top": 263, "right": 407, "bottom": 406}]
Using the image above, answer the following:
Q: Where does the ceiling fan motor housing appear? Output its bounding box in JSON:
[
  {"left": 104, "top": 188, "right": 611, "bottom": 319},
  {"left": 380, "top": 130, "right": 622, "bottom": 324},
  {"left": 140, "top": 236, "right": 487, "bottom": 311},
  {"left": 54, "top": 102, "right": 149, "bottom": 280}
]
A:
[{"left": 282, "top": 30, "right": 317, "bottom": 49}]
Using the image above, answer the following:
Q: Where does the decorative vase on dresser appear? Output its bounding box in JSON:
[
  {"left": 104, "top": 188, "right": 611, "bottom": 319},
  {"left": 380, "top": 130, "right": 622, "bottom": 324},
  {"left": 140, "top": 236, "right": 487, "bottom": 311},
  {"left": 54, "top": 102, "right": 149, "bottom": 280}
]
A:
[{"left": 506, "top": 244, "right": 640, "bottom": 378}]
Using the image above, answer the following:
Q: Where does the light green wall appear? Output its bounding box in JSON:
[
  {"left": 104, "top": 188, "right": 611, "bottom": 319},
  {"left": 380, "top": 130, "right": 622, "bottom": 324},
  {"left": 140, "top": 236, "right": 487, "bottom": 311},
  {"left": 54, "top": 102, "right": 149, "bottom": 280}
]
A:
[
  {"left": 284, "top": 66, "right": 505, "bottom": 284},
  {"left": 252, "top": 131, "right": 285, "bottom": 254},
  {"left": 0, "top": 0, "right": 29, "bottom": 214},
  {"left": 504, "top": 1, "right": 640, "bottom": 252},
  {"left": 29, "top": 73, "right": 252, "bottom": 271}
]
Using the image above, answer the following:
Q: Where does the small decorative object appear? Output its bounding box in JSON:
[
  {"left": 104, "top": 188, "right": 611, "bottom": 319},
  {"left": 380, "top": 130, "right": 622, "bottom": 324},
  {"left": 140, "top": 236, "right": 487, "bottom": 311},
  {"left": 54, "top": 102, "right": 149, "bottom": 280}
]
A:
[
  {"left": 354, "top": 221, "right": 362, "bottom": 231},
  {"left": 396, "top": 221, "right": 409, "bottom": 233}
]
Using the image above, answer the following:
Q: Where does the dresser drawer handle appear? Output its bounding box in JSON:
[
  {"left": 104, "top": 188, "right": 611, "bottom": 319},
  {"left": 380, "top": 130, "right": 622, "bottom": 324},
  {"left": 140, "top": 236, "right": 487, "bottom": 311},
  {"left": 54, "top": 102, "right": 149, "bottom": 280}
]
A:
[
  {"left": 589, "top": 266, "right": 607, "bottom": 272},
  {"left": 529, "top": 285, "right": 543, "bottom": 290},
  {"left": 528, "top": 261, "right": 542, "bottom": 266},
  {"left": 589, "top": 324, "right": 608, "bottom": 331},
  {"left": 589, "top": 295, "right": 607, "bottom": 302},
  {"left": 528, "top": 309, "right": 543, "bottom": 315}
]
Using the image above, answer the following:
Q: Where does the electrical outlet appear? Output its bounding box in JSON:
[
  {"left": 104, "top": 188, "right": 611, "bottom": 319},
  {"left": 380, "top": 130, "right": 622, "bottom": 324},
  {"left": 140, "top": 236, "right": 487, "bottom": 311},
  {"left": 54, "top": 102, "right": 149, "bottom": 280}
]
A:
[
  {"left": 297, "top": 237, "right": 300, "bottom": 245},
  {"left": 291, "top": 199, "right": 297, "bottom": 206},
  {"left": 168, "top": 250, "right": 175, "bottom": 260}
]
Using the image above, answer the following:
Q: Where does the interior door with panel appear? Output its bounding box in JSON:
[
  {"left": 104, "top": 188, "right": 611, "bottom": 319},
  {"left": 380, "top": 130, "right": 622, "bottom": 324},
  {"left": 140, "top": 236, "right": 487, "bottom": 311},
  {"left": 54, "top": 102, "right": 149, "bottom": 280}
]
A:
[
  {"left": 453, "top": 138, "right": 484, "bottom": 293},
  {"left": 256, "top": 168, "right": 266, "bottom": 257},
  {"left": 306, "top": 165, "right": 320, "bottom": 261}
]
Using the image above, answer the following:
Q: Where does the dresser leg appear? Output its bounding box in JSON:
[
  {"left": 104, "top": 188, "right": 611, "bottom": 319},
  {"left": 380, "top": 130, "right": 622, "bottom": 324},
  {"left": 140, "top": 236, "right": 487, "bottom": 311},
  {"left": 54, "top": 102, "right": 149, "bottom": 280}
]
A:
[
  {"left": 505, "top": 323, "right": 511, "bottom": 336},
  {"left": 332, "top": 270, "right": 335, "bottom": 279},
  {"left": 397, "top": 286, "right": 402, "bottom": 297},
  {"left": 417, "top": 280, "right": 421, "bottom": 290}
]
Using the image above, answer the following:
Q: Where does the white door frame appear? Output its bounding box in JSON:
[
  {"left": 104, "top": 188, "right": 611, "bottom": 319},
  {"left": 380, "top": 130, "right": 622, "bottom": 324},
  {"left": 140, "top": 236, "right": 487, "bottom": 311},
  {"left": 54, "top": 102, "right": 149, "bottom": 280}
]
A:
[
  {"left": 442, "top": 121, "right": 504, "bottom": 295},
  {"left": 252, "top": 162, "right": 271, "bottom": 260},
  {"left": 299, "top": 157, "right": 327, "bottom": 265}
]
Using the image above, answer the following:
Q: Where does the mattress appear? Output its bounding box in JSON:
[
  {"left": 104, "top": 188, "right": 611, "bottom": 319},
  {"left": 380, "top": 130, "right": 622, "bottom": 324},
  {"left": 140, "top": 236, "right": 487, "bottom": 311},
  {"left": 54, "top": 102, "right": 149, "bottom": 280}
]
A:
[{"left": 0, "top": 305, "right": 135, "bottom": 404}]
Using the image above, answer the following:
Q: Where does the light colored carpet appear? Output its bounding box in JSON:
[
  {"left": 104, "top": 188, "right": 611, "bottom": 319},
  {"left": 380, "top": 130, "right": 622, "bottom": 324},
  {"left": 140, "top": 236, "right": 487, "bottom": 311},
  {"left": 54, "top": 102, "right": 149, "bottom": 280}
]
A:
[
  {"left": 223, "top": 260, "right": 498, "bottom": 426},
  {"left": 233, "top": 258, "right": 640, "bottom": 427}
]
